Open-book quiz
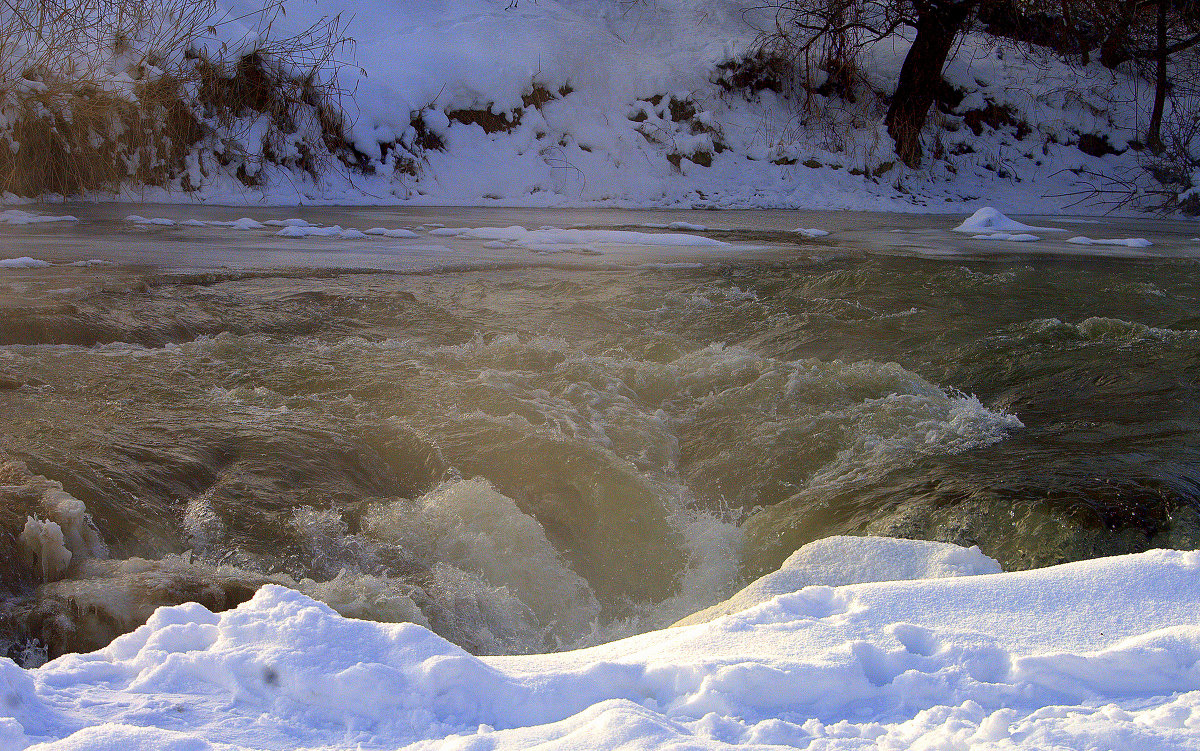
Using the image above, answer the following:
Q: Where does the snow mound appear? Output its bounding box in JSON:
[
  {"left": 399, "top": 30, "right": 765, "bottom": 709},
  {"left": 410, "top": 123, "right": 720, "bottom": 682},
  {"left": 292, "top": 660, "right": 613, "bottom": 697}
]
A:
[
  {"left": 1067, "top": 236, "right": 1153, "bottom": 247},
  {"left": 953, "top": 207, "right": 1060, "bottom": 234},
  {"left": 9, "top": 538, "right": 1200, "bottom": 750},
  {"left": 0, "top": 257, "right": 50, "bottom": 268},
  {"left": 675, "top": 536, "right": 1000, "bottom": 626},
  {"left": 792, "top": 227, "right": 830, "bottom": 237},
  {"left": 0, "top": 210, "right": 78, "bottom": 225}
]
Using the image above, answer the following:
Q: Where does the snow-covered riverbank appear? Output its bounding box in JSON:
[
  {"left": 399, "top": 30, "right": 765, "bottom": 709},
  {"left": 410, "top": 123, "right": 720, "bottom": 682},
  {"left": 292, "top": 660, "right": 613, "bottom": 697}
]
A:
[
  {"left": 7, "top": 536, "right": 1200, "bottom": 749},
  {"left": 10, "top": 0, "right": 1165, "bottom": 214}
]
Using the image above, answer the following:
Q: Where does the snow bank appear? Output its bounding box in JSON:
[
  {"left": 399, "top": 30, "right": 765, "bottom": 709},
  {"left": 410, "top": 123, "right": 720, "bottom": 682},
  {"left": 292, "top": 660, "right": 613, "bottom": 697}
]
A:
[
  {"left": 9, "top": 537, "right": 1200, "bottom": 750},
  {"left": 0, "top": 1, "right": 1181, "bottom": 211}
]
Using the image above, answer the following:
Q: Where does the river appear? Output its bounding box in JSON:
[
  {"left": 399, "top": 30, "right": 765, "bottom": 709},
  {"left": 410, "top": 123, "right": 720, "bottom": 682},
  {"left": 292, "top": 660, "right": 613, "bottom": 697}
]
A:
[{"left": 2, "top": 205, "right": 1198, "bottom": 664}]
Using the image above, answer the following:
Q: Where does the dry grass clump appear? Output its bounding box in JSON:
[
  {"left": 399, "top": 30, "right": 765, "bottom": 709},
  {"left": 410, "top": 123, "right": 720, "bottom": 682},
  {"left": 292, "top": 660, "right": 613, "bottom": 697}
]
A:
[{"left": 0, "top": 0, "right": 357, "bottom": 197}]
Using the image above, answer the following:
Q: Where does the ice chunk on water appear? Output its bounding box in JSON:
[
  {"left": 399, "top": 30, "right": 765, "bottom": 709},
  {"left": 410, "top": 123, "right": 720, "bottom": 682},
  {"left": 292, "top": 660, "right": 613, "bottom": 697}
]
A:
[
  {"left": 1067, "top": 236, "right": 1152, "bottom": 247},
  {"left": 0, "top": 256, "right": 50, "bottom": 267},
  {"left": 972, "top": 232, "right": 1041, "bottom": 242},
  {"left": 364, "top": 227, "right": 420, "bottom": 238},
  {"left": 276, "top": 225, "right": 370, "bottom": 239},
  {"left": 19, "top": 516, "right": 73, "bottom": 581},
  {"left": 0, "top": 209, "right": 77, "bottom": 224},
  {"left": 125, "top": 215, "right": 176, "bottom": 226}
]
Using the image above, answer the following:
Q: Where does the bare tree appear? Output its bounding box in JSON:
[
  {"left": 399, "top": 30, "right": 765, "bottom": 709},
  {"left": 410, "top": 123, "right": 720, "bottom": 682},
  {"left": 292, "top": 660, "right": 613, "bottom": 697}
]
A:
[{"left": 755, "top": 0, "right": 988, "bottom": 167}]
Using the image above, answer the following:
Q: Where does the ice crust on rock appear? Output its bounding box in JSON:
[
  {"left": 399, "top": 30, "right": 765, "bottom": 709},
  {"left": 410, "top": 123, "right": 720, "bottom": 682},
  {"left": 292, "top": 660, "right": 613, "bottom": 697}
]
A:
[
  {"left": 8, "top": 537, "right": 1200, "bottom": 750},
  {"left": 18, "top": 517, "right": 73, "bottom": 582}
]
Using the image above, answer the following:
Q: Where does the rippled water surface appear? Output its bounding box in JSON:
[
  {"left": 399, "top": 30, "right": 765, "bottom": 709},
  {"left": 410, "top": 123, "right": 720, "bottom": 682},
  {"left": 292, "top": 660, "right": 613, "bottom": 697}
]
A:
[{"left": 3, "top": 205, "right": 1199, "bottom": 664}]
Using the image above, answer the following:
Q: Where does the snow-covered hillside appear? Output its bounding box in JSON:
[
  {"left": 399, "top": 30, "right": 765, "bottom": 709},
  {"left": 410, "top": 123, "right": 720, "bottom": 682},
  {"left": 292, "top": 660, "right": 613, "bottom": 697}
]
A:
[
  {"left": 7, "top": 537, "right": 1200, "bottom": 749},
  {"left": 19, "top": 0, "right": 1171, "bottom": 212}
]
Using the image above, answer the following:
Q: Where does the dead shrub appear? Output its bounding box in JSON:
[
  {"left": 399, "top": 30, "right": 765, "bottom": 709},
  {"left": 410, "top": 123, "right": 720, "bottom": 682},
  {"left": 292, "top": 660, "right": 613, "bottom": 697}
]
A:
[{"left": 0, "top": 0, "right": 358, "bottom": 197}]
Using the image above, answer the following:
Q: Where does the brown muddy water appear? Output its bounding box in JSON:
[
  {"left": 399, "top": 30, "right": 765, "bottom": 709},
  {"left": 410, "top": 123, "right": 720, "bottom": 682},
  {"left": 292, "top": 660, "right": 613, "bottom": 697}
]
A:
[{"left": 2, "top": 205, "right": 1199, "bottom": 665}]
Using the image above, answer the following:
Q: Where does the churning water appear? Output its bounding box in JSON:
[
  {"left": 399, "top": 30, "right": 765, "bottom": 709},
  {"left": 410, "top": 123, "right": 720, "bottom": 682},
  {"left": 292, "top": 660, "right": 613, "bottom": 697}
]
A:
[{"left": 2, "top": 206, "right": 1199, "bottom": 665}]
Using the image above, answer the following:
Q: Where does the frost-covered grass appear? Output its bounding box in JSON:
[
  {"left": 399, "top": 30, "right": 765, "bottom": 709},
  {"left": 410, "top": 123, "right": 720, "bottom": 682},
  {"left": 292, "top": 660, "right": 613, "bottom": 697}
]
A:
[{"left": 6, "top": 537, "right": 1200, "bottom": 749}]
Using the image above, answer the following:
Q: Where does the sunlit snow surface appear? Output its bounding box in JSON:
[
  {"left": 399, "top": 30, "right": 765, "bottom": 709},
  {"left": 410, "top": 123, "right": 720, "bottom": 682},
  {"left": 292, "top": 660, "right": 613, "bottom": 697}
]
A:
[{"left": 6, "top": 537, "right": 1200, "bottom": 750}]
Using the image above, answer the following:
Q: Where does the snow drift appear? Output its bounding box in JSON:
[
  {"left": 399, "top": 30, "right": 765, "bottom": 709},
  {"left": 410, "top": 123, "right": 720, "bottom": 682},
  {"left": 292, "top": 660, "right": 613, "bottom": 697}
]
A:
[{"left": 5, "top": 537, "right": 1200, "bottom": 749}]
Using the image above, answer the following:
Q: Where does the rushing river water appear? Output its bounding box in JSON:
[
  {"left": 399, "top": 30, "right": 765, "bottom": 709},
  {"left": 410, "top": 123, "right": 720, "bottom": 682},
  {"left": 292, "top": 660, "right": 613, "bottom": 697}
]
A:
[{"left": 2, "top": 205, "right": 1199, "bottom": 665}]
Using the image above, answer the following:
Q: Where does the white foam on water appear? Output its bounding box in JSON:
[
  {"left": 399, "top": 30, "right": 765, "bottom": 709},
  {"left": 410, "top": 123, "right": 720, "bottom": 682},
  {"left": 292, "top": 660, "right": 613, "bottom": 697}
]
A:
[{"left": 363, "top": 478, "right": 603, "bottom": 647}]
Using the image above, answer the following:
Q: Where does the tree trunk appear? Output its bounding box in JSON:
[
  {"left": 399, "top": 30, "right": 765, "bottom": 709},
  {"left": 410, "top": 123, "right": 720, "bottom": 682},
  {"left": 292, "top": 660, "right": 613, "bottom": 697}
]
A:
[
  {"left": 885, "top": 0, "right": 977, "bottom": 168},
  {"left": 1060, "top": 0, "right": 1087, "bottom": 65},
  {"left": 1146, "top": 0, "right": 1169, "bottom": 153}
]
